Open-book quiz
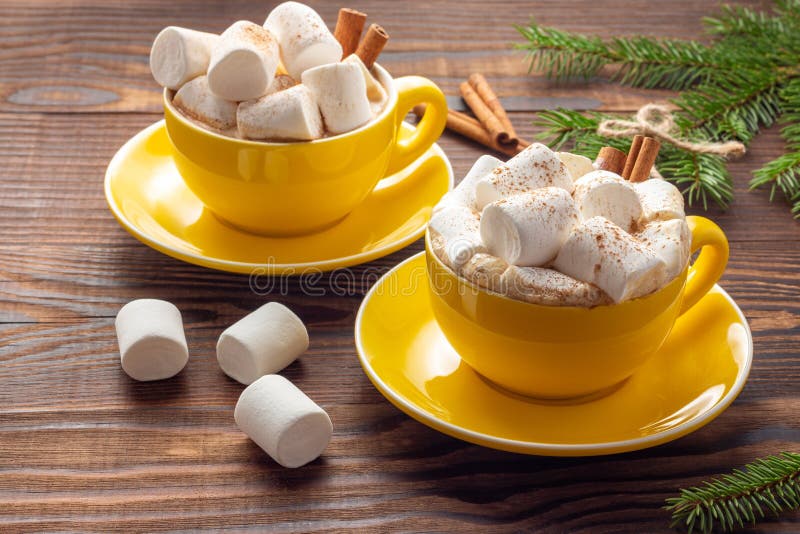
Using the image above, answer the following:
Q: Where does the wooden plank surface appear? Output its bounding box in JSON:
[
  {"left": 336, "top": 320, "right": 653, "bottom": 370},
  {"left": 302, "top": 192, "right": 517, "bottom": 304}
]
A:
[{"left": 1, "top": 0, "right": 799, "bottom": 532}]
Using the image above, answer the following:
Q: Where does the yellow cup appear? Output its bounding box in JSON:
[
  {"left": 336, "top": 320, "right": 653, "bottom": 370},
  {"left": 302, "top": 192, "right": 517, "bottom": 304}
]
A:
[
  {"left": 426, "top": 215, "right": 729, "bottom": 399},
  {"left": 164, "top": 65, "right": 447, "bottom": 236}
]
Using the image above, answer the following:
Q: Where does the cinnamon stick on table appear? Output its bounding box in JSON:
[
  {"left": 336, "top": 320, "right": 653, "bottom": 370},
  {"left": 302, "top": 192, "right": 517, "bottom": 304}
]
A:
[
  {"left": 468, "top": 73, "right": 518, "bottom": 145},
  {"left": 334, "top": 8, "right": 367, "bottom": 57},
  {"left": 595, "top": 146, "right": 627, "bottom": 174},
  {"left": 413, "top": 105, "right": 521, "bottom": 158},
  {"left": 459, "top": 81, "right": 512, "bottom": 147},
  {"left": 355, "top": 24, "right": 389, "bottom": 69},
  {"left": 628, "top": 137, "right": 661, "bottom": 182}
]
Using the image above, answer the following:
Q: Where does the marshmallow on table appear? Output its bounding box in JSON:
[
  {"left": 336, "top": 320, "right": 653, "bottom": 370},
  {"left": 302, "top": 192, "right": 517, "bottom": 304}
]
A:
[
  {"left": 573, "top": 170, "right": 643, "bottom": 232},
  {"left": 238, "top": 85, "right": 323, "bottom": 141},
  {"left": 265, "top": 1, "right": 343, "bottom": 80},
  {"left": 173, "top": 76, "right": 238, "bottom": 130},
  {"left": 207, "top": 21, "right": 280, "bottom": 101},
  {"left": 235, "top": 374, "right": 332, "bottom": 468},
  {"left": 302, "top": 62, "right": 371, "bottom": 134},
  {"left": 557, "top": 152, "right": 594, "bottom": 182},
  {"left": 460, "top": 253, "right": 508, "bottom": 293},
  {"left": 480, "top": 187, "right": 579, "bottom": 267},
  {"left": 342, "top": 54, "right": 386, "bottom": 103},
  {"left": 475, "top": 143, "right": 574, "bottom": 210},
  {"left": 501, "top": 265, "right": 610, "bottom": 307},
  {"left": 635, "top": 178, "right": 685, "bottom": 222},
  {"left": 150, "top": 26, "right": 218, "bottom": 90},
  {"left": 115, "top": 299, "right": 189, "bottom": 381},
  {"left": 429, "top": 205, "right": 487, "bottom": 270},
  {"left": 217, "top": 302, "right": 309, "bottom": 385},
  {"left": 434, "top": 154, "right": 503, "bottom": 214},
  {"left": 553, "top": 216, "right": 666, "bottom": 303},
  {"left": 637, "top": 218, "right": 691, "bottom": 279}
]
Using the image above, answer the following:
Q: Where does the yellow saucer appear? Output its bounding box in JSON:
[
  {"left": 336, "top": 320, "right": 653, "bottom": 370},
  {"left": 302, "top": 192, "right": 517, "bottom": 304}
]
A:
[
  {"left": 105, "top": 121, "right": 452, "bottom": 274},
  {"left": 355, "top": 253, "right": 752, "bottom": 456}
]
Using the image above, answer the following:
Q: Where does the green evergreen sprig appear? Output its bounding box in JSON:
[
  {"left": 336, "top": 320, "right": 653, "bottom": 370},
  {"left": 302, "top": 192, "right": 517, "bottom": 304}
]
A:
[
  {"left": 665, "top": 452, "right": 800, "bottom": 533},
  {"left": 516, "top": 0, "right": 800, "bottom": 217}
]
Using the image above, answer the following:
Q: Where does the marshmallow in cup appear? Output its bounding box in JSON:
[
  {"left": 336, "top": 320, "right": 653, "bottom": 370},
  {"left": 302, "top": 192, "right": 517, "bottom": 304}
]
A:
[
  {"left": 637, "top": 218, "right": 691, "bottom": 279},
  {"left": 150, "top": 26, "right": 219, "bottom": 91},
  {"left": 265, "top": 1, "right": 344, "bottom": 80},
  {"left": 434, "top": 154, "right": 503, "bottom": 215},
  {"left": 474, "top": 143, "right": 574, "bottom": 210},
  {"left": 428, "top": 205, "right": 486, "bottom": 270},
  {"left": 556, "top": 152, "right": 595, "bottom": 182},
  {"left": 572, "top": 170, "right": 643, "bottom": 232},
  {"left": 302, "top": 62, "right": 372, "bottom": 134},
  {"left": 634, "top": 178, "right": 685, "bottom": 222},
  {"left": 237, "top": 84, "right": 324, "bottom": 141},
  {"left": 207, "top": 21, "right": 281, "bottom": 102},
  {"left": 173, "top": 76, "right": 238, "bottom": 130}
]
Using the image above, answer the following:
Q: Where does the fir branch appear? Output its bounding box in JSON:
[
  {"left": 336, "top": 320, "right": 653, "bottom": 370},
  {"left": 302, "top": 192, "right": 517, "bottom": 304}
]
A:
[
  {"left": 665, "top": 452, "right": 800, "bottom": 533},
  {"left": 703, "top": 4, "right": 790, "bottom": 38}
]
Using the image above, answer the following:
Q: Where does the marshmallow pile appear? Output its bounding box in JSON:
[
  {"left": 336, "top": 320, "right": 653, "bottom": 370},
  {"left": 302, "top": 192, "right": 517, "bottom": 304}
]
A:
[
  {"left": 115, "top": 299, "right": 331, "bottom": 468},
  {"left": 429, "top": 144, "right": 690, "bottom": 306},
  {"left": 150, "top": 2, "right": 387, "bottom": 141}
]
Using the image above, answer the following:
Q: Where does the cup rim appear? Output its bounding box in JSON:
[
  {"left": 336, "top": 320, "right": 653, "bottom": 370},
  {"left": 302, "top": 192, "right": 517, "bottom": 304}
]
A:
[
  {"left": 424, "top": 229, "right": 687, "bottom": 312},
  {"left": 163, "top": 62, "right": 397, "bottom": 147}
]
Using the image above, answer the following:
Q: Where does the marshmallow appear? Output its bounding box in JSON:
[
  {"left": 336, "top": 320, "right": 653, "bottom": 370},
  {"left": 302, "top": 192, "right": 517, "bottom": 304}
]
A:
[
  {"left": 459, "top": 253, "right": 508, "bottom": 293},
  {"left": 237, "top": 85, "right": 323, "bottom": 141},
  {"left": 217, "top": 302, "right": 309, "bottom": 385},
  {"left": 475, "top": 143, "right": 573, "bottom": 210},
  {"left": 557, "top": 152, "right": 594, "bottom": 182},
  {"left": 268, "top": 74, "right": 298, "bottom": 93},
  {"left": 207, "top": 21, "right": 280, "bottom": 101},
  {"left": 501, "top": 265, "right": 610, "bottom": 307},
  {"left": 553, "top": 216, "right": 666, "bottom": 303},
  {"left": 429, "top": 205, "right": 487, "bottom": 270},
  {"left": 637, "top": 218, "right": 691, "bottom": 279},
  {"left": 573, "top": 170, "right": 643, "bottom": 232},
  {"left": 265, "top": 2, "right": 343, "bottom": 80},
  {"left": 480, "top": 187, "right": 579, "bottom": 267},
  {"left": 115, "top": 299, "right": 189, "bottom": 381},
  {"left": 173, "top": 76, "right": 238, "bottom": 130},
  {"left": 635, "top": 179, "right": 685, "bottom": 222},
  {"left": 302, "top": 62, "right": 371, "bottom": 134},
  {"left": 235, "top": 375, "right": 332, "bottom": 468},
  {"left": 150, "top": 26, "right": 218, "bottom": 90},
  {"left": 434, "top": 155, "right": 503, "bottom": 214},
  {"left": 342, "top": 54, "right": 386, "bottom": 103}
]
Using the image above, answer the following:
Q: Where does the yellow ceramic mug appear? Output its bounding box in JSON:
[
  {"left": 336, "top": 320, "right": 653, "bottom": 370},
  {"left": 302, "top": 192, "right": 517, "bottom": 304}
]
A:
[
  {"left": 164, "top": 65, "right": 447, "bottom": 236},
  {"left": 426, "top": 215, "right": 729, "bottom": 399}
]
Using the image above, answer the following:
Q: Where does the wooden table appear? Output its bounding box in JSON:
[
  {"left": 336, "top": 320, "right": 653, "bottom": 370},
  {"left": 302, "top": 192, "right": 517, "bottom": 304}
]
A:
[{"left": 2, "top": 0, "right": 798, "bottom": 531}]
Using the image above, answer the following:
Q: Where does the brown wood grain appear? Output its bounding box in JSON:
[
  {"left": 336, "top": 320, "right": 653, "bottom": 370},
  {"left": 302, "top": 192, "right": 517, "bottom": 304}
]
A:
[{"left": 1, "top": 0, "right": 799, "bottom": 532}]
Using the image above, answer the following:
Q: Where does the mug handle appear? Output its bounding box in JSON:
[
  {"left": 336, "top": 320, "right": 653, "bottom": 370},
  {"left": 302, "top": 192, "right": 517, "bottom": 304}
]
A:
[
  {"left": 383, "top": 76, "right": 448, "bottom": 177},
  {"left": 679, "top": 215, "right": 729, "bottom": 315}
]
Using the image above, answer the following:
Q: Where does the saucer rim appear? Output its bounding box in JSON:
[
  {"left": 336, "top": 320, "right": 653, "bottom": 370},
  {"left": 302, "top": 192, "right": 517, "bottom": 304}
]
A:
[
  {"left": 104, "top": 120, "right": 454, "bottom": 275},
  {"left": 354, "top": 251, "right": 754, "bottom": 456}
]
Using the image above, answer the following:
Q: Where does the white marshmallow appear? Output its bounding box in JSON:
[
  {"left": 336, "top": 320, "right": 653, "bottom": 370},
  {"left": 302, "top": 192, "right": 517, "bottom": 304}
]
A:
[
  {"left": 207, "top": 21, "right": 280, "bottom": 101},
  {"left": 553, "top": 216, "right": 666, "bottom": 303},
  {"left": 557, "top": 152, "right": 594, "bottom": 182},
  {"left": 217, "top": 302, "right": 309, "bottom": 385},
  {"left": 150, "top": 26, "right": 218, "bottom": 91},
  {"left": 428, "top": 205, "right": 487, "bottom": 270},
  {"left": 302, "top": 62, "right": 372, "bottom": 134},
  {"left": 434, "top": 155, "right": 503, "bottom": 214},
  {"left": 268, "top": 74, "right": 297, "bottom": 93},
  {"left": 635, "top": 179, "right": 685, "bottom": 222},
  {"left": 342, "top": 54, "right": 387, "bottom": 103},
  {"left": 501, "top": 265, "right": 610, "bottom": 307},
  {"left": 115, "top": 299, "right": 189, "bottom": 381},
  {"left": 265, "top": 2, "right": 343, "bottom": 80},
  {"left": 474, "top": 143, "right": 573, "bottom": 210},
  {"left": 173, "top": 76, "right": 238, "bottom": 130},
  {"left": 573, "top": 170, "right": 643, "bottom": 232},
  {"left": 238, "top": 85, "right": 323, "bottom": 141},
  {"left": 637, "top": 218, "right": 691, "bottom": 280},
  {"left": 459, "top": 253, "right": 508, "bottom": 293},
  {"left": 235, "top": 375, "right": 332, "bottom": 468},
  {"left": 480, "top": 187, "right": 579, "bottom": 267}
]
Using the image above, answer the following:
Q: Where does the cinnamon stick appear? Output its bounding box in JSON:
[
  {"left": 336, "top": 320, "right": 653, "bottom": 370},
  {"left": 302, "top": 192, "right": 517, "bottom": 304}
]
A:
[
  {"left": 621, "top": 134, "right": 644, "bottom": 180},
  {"left": 468, "top": 73, "right": 518, "bottom": 145},
  {"left": 595, "top": 147, "right": 627, "bottom": 174},
  {"left": 459, "top": 81, "right": 512, "bottom": 147},
  {"left": 355, "top": 24, "right": 389, "bottom": 69},
  {"left": 413, "top": 105, "right": 521, "bottom": 157},
  {"left": 629, "top": 137, "right": 661, "bottom": 182},
  {"left": 334, "top": 8, "right": 367, "bottom": 58}
]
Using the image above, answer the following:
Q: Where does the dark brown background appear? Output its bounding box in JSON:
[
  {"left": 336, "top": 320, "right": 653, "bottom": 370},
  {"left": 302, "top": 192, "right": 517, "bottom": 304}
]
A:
[{"left": 1, "top": 1, "right": 798, "bottom": 532}]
